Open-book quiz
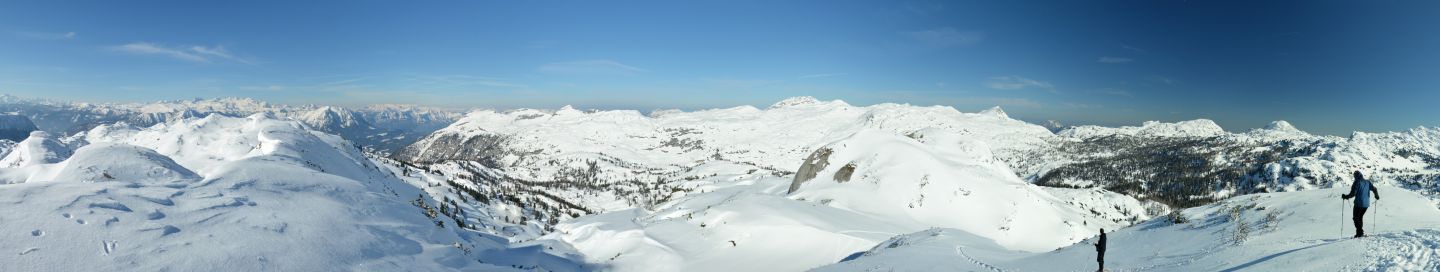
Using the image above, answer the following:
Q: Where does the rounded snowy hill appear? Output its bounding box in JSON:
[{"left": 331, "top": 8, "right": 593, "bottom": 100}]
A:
[{"left": 0, "top": 114, "right": 534, "bottom": 271}]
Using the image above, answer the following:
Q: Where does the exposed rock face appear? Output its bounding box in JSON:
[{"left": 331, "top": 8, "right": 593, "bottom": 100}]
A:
[
  {"left": 394, "top": 132, "right": 517, "bottom": 167},
  {"left": 833, "top": 162, "right": 857, "bottom": 183},
  {"left": 789, "top": 147, "right": 833, "bottom": 194}
]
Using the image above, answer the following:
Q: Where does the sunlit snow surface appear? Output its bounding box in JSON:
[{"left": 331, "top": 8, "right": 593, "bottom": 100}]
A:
[
  {"left": 820, "top": 187, "right": 1440, "bottom": 271},
  {"left": 0, "top": 114, "right": 521, "bottom": 271}
]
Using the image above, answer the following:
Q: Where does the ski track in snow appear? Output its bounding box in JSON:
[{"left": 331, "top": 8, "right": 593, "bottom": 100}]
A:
[{"left": 953, "top": 246, "right": 1007, "bottom": 272}]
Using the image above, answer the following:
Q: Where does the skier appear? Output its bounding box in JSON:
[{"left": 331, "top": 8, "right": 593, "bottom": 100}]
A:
[
  {"left": 1095, "top": 228, "right": 1106, "bottom": 271},
  {"left": 1340, "top": 171, "right": 1380, "bottom": 238}
]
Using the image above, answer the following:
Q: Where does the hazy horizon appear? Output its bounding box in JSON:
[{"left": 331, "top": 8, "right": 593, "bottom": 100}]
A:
[{"left": 1, "top": 92, "right": 1422, "bottom": 137}]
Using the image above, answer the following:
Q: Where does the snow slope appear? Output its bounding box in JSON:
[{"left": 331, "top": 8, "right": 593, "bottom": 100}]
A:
[
  {"left": 821, "top": 185, "right": 1440, "bottom": 271},
  {"left": 0, "top": 114, "right": 539, "bottom": 271},
  {"left": 537, "top": 129, "right": 1144, "bottom": 271}
]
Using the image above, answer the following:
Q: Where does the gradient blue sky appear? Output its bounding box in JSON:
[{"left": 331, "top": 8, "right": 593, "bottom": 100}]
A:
[{"left": 2, "top": 0, "right": 1437, "bottom": 135}]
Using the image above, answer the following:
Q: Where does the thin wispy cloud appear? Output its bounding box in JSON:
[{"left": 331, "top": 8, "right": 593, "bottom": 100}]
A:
[
  {"left": 16, "top": 31, "right": 76, "bottom": 40},
  {"left": 798, "top": 73, "right": 847, "bottom": 79},
  {"left": 905, "top": 27, "right": 984, "bottom": 46},
  {"left": 190, "top": 45, "right": 255, "bottom": 64},
  {"left": 1148, "top": 75, "right": 1176, "bottom": 85},
  {"left": 1097, "top": 89, "right": 1133, "bottom": 97},
  {"left": 110, "top": 42, "right": 256, "bottom": 64},
  {"left": 1098, "top": 56, "right": 1133, "bottom": 63},
  {"left": 537, "top": 60, "right": 646, "bottom": 75},
  {"left": 986, "top": 76, "right": 1055, "bottom": 92},
  {"left": 1121, "top": 45, "right": 1145, "bottom": 53}
]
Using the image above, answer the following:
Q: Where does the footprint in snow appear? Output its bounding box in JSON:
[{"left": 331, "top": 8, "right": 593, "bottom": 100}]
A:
[
  {"left": 31, "top": 230, "right": 43, "bottom": 237},
  {"left": 147, "top": 210, "right": 165, "bottom": 220}
]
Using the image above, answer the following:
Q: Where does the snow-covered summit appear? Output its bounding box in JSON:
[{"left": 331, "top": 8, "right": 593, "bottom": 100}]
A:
[
  {"left": 0, "top": 131, "right": 71, "bottom": 168},
  {"left": 1240, "top": 120, "right": 1314, "bottom": 140},
  {"left": 297, "top": 106, "right": 371, "bottom": 131},
  {"left": 47, "top": 143, "right": 200, "bottom": 183},
  {"left": 979, "top": 106, "right": 1009, "bottom": 119}
]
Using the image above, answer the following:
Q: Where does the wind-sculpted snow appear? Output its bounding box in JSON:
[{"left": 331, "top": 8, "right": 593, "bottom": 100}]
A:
[
  {"left": 821, "top": 185, "right": 1440, "bottom": 271},
  {"left": 0, "top": 114, "right": 575, "bottom": 271}
]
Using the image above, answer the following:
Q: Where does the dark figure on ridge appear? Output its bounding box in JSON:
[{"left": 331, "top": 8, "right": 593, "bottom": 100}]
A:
[
  {"left": 1341, "top": 171, "right": 1380, "bottom": 238},
  {"left": 1095, "top": 228, "right": 1106, "bottom": 272}
]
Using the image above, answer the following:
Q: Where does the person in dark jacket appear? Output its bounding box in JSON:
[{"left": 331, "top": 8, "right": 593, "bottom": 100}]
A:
[
  {"left": 1341, "top": 171, "right": 1380, "bottom": 237},
  {"left": 1095, "top": 228, "right": 1106, "bottom": 271}
]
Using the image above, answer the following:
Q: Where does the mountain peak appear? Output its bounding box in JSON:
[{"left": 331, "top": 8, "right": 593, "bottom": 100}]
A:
[
  {"left": 980, "top": 106, "right": 1009, "bottom": 119},
  {"left": 768, "top": 96, "right": 821, "bottom": 109},
  {"left": 1264, "top": 120, "right": 1298, "bottom": 131}
]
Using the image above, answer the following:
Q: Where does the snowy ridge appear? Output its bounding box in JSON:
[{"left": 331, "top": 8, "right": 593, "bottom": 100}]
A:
[
  {"left": 0, "top": 131, "right": 71, "bottom": 169},
  {"left": 0, "top": 114, "right": 569, "bottom": 271},
  {"left": 0, "top": 94, "right": 465, "bottom": 153}
]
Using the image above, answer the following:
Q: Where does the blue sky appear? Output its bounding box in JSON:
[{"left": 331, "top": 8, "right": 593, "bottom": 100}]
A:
[{"left": 1, "top": 0, "right": 1437, "bottom": 135}]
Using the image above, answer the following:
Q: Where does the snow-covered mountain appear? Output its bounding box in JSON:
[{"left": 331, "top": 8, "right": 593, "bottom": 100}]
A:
[
  {"left": 0, "top": 113, "right": 582, "bottom": 271},
  {"left": 4, "top": 94, "right": 1439, "bottom": 271},
  {"left": 0, "top": 131, "right": 72, "bottom": 169},
  {"left": 391, "top": 97, "right": 1064, "bottom": 240},
  {"left": 1028, "top": 118, "right": 1440, "bottom": 208},
  {"left": 0, "top": 95, "right": 464, "bottom": 154}
]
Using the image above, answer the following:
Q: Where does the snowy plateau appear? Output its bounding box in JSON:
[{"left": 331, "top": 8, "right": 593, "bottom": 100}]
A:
[{"left": 0, "top": 95, "right": 1438, "bottom": 271}]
